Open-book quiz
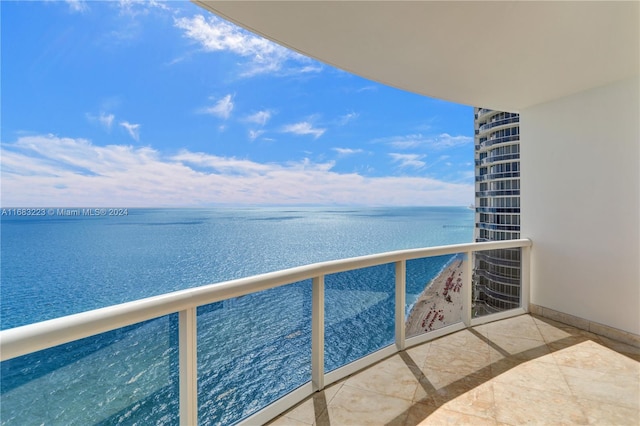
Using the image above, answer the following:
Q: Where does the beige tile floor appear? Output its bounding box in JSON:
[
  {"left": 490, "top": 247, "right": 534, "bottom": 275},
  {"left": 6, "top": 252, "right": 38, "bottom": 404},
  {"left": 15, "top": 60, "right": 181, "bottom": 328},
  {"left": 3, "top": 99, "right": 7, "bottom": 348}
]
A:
[{"left": 268, "top": 314, "right": 640, "bottom": 425}]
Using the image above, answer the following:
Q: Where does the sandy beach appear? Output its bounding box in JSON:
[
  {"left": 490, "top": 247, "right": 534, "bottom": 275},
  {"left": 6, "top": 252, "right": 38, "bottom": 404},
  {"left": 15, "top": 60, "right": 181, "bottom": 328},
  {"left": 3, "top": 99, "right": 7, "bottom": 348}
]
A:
[{"left": 405, "top": 256, "right": 466, "bottom": 337}]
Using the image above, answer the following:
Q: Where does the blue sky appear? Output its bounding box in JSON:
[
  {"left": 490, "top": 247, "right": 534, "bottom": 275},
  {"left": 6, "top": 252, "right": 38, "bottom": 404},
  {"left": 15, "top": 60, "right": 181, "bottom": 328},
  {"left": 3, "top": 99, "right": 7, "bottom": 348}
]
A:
[{"left": 1, "top": 0, "right": 475, "bottom": 207}]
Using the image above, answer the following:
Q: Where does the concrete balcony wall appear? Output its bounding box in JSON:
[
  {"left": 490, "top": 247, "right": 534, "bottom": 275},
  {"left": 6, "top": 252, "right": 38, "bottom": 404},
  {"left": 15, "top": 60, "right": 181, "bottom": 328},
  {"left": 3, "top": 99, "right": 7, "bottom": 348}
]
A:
[{"left": 521, "top": 76, "right": 640, "bottom": 335}]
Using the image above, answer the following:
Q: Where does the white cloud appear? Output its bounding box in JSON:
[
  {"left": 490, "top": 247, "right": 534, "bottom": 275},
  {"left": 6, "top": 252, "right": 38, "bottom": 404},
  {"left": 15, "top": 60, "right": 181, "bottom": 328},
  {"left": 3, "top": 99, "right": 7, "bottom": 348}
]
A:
[
  {"left": 357, "top": 86, "right": 378, "bottom": 93},
  {"left": 298, "top": 65, "right": 323, "bottom": 74},
  {"left": 171, "top": 150, "right": 273, "bottom": 174},
  {"left": 333, "top": 148, "right": 364, "bottom": 157},
  {"left": 248, "top": 130, "right": 265, "bottom": 141},
  {"left": 116, "top": 0, "right": 170, "bottom": 16},
  {"left": 282, "top": 122, "right": 326, "bottom": 139},
  {"left": 174, "top": 15, "right": 320, "bottom": 77},
  {"left": 374, "top": 134, "right": 428, "bottom": 149},
  {"left": 373, "top": 133, "right": 472, "bottom": 150},
  {"left": 65, "top": 0, "right": 89, "bottom": 13},
  {"left": 245, "top": 110, "right": 272, "bottom": 126},
  {"left": 120, "top": 121, "right": 140, "bottom": 141},
  {"left": 431, "top": 133, "right": 473, "bottom": 149},
  {"left": 0, "top": 135, "right": 473, "bottom": 207},
  {"left": 99, "top": 114, "right": 115, "bottom": 129},
  {"left": 339, "top": 112, "right": 359, "bottom": 125},
  {"left": 389, "top": 153, "right": 426, "bottom": 169},
  {"left": 201, "top": 94, "right": 234, "bottom": 120},
  {"left": 96, "top": 1, "right": 173, "bottom": 46},
  {"left": 457, "top": 170, "right": 476, "bottom": 182},
  {"left": 86, "top": 112, "right": 115, "bottom": 130}
]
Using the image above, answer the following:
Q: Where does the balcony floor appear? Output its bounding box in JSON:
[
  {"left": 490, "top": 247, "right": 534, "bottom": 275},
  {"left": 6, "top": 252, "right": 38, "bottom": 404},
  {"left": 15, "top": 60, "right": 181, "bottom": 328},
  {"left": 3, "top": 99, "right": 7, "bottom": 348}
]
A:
[{"left": 269, "top": 314, "right": 640, "bottom": 425}]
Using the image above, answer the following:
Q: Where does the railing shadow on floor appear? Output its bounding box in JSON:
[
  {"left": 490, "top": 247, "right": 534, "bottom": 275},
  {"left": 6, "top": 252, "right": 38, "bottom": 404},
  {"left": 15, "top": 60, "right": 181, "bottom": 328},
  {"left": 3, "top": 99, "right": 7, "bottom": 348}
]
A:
[{"left": 268, "top": 313, "right": 636, "bottom": 426}]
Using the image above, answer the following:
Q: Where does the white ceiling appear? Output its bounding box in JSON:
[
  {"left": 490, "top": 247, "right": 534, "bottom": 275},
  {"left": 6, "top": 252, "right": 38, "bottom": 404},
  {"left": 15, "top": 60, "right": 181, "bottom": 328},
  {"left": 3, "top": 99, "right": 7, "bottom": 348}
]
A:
[{"left": 194, "top": 1, "right": 639, "bottom": 112}]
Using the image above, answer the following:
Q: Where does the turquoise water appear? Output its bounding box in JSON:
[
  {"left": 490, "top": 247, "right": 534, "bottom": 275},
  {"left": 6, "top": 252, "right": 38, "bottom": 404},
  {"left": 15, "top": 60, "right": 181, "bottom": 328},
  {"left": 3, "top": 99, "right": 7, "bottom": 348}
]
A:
[{"left": 0, "top": 207, "right": 473, "bottom": 425}]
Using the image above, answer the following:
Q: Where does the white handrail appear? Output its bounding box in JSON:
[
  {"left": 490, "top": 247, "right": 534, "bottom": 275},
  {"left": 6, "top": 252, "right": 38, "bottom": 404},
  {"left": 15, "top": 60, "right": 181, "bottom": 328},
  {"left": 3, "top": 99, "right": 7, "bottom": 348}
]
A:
[{"left": 0, "top": 239, "right": 531, "bottom": 362}]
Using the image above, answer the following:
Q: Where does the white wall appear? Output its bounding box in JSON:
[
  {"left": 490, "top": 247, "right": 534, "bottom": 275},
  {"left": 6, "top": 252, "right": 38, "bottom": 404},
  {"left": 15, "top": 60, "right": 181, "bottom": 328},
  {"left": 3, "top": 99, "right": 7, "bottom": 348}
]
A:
[{"left": 521, "top": 76, "right": 639, "bottom": 335}]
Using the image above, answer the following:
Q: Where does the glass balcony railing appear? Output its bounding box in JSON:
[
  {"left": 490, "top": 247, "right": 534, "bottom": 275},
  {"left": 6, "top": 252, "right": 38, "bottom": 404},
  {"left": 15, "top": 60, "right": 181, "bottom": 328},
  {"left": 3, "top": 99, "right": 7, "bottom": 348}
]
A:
[
  {"left": 405, "top": 254, "right": 466, "bottom": 339},
  {"left": 195, "top": 281, "right": 312, "bottom": 424},
  {"left": 475, "top": 171, "right": 521, "bottom": 182},
  {"left": 475, "top": 189, "right": 520, "bottom": 197},
  {"left": 0, "top": 239, "right": 531, "bottom": 426},
  {"left": 473, "top": 247, "right": 524, "bottom": 318},
  {"left": 475, "top": 266, "right": 521, "bottom": 286},
  {"left": 1, "top": 315, "right": 180, "bottom": 424},
  {"left": 477, "top": 116, "right": 520, "bottom": 134},
  {"left": 474, "top": 153, "right": 520, "bottom": 166},
  {"left": 475, "top": 207, "right": 521, "bottom": 214},
  {"left": 478, "top": 134, "right": 520, "bottom": 150},
  {"left": 476, "top": 249, "right": 522, "bottom": 268},
  {"left": 324, "top": 264, "right": 395, "bottom": 372},
  {"left": 476, "top": 222, "right": 521, "bottom": 232},
  {"left": 476, "top": 108, "right": 494, "bottom": 118}
]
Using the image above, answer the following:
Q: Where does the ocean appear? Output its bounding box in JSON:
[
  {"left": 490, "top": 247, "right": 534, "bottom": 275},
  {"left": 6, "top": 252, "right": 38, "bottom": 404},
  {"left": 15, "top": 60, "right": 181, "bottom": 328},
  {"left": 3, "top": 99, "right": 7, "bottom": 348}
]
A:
[{"left": 0, "top": 207, "right": 473, "bottom": 425}]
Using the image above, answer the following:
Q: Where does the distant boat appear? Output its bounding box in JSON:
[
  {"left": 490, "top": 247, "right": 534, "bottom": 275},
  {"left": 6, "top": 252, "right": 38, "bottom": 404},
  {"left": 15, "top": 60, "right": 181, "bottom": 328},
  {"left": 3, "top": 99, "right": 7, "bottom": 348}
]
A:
[{"left": 467, "top": 204, "right": 475, "bottom": 210}]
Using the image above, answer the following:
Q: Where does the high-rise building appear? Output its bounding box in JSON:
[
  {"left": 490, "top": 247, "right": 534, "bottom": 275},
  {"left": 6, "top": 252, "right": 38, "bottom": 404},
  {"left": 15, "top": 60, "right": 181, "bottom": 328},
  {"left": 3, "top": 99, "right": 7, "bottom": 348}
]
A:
[{"left": 473, "top": 108, "right": 521, "bottom": 314}]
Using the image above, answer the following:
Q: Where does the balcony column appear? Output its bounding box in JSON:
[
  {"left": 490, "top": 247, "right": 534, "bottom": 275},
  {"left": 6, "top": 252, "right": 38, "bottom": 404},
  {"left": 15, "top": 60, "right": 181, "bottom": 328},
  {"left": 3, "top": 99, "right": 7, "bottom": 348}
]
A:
[
  {"left": 179, "top": 307, "right": 198, "bottom": 426},
  {"left": 395, "top": 260, "right": 406, "bottom": 351},
  {"left": 462, "top": 251, "right": 473, "bottom": 326},
  {"left": 521, "top": 245, "right": 531, "bottom": 311},
  {"left": 312, "top": 275, "right": 325, "bottom": 391}
]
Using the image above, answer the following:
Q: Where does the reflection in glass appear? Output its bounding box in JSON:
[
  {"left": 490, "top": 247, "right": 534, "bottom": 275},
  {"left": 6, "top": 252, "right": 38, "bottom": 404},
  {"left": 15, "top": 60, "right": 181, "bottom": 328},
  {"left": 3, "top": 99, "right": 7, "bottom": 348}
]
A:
[
  {"left": 324, "top": 264, "right": 395, "bottom": 372},
  {"left": 473, "top": 248, "right": 522, "bottom": 317},
  {"left": 197, "top": 280, "right": 312, "bottom": 425},
  {"left": 1, "top": 315, "right": 179, "bottom": 425}
]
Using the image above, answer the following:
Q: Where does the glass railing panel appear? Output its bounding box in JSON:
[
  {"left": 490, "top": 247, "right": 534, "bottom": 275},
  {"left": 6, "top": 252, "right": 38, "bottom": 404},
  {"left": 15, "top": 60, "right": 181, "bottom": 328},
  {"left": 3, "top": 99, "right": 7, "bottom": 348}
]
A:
[
  {"left": 196, "top": 280, "right": 312, "bottom": 425},
  {"left": 0, "top": 315, "right": 179, "bottom": 425},
  {"left": 405, "top": 254, "right": 465, "bottom": 338},
  {"left": 324, "top": 263, "right": 395, "bottom": 372},
  {"left": 472, "top": 248, "right": 522, "bottom": 318}
]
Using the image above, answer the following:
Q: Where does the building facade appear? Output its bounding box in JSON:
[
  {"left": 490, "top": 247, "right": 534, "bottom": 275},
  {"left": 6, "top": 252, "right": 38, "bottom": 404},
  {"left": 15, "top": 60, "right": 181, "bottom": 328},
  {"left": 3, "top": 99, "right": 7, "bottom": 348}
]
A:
[{"left": 473, "top": 108, "right": 521, "bottom": 314}]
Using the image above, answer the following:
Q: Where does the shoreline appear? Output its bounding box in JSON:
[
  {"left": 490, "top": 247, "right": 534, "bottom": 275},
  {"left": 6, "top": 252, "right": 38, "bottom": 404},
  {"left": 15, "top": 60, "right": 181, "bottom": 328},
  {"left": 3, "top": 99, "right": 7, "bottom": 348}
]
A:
[{"left": 405, "top": 255, "right": 466, "bottom": 337}]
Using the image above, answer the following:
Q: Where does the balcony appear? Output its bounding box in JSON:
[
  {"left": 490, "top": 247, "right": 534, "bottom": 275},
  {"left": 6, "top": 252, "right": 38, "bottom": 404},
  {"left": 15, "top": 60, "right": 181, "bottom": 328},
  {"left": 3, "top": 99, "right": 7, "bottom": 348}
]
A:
[
  {"left": 476, "top": 223, "right": 522, "bottom": 232},
  {"left": 269, "top": 314, "right": 640, "bottom": 425},
  {"left": 475, "top": 207, "right": 521, "bottom": 214},
  {"left": 477, "top": 135, "right": 520, "bottom": 151},
  {"left": 476, "top": 251, "right": 521, "bottom": 268},
  {"left": 476, "top": 108, "right": 495, "bottom": 119},
  {"left": 2, "top": 238, "right": 639, "bottom": 425},
  {"left": 477, "top": 116, "right": 520, "bottom": 135},
  {"left": 476, "top": 190, "right": 520, "bottom": 198},
  {"left": 475, "top": 153, "right": 520, "bottom": 167},
  {"left": 2, "top": 1, "right": 637, "bottom": 424},
  {"left": 475, "top": 171, "right": 520, "bottom": 182},
  {"left": 2, "top": 240, "right": 535, "bottom": 425}
]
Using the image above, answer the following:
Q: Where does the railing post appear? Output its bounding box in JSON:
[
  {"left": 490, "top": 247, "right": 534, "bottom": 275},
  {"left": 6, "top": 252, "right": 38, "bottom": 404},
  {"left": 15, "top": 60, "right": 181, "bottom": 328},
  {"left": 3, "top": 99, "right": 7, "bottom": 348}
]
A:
[
  {"left": 312, "top": 275, "right": 325, "bottom": 391},
  {"left": 521, "top": 245, "right": 531, "bottom": 312},
  {"left": 395, "top": 260, "right": 406, "bottom": 351},
  {"left": 462, "top": 251, "right": 473, "bottom": 327},
  {"left": 179, "top": 307, "right": 198, "bottom": 426}
]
